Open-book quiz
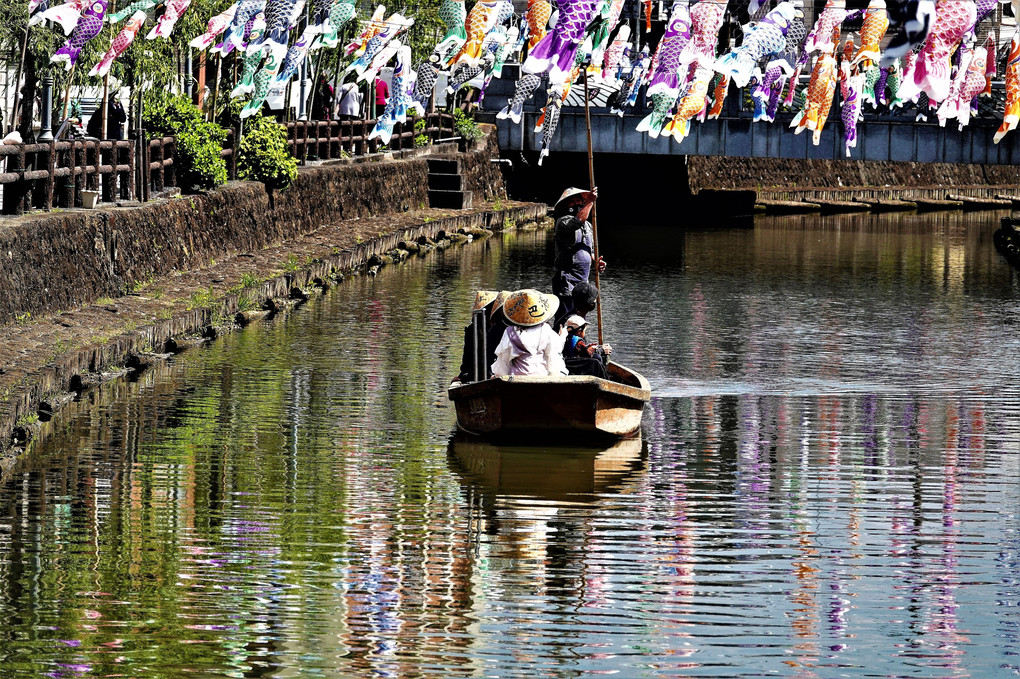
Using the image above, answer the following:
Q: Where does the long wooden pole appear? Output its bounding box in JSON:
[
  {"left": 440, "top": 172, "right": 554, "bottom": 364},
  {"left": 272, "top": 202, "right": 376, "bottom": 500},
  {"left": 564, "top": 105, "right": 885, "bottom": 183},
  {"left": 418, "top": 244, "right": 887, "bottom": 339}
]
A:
[{"left": 581, "top": 68, "right": 603, "bottom": 345}]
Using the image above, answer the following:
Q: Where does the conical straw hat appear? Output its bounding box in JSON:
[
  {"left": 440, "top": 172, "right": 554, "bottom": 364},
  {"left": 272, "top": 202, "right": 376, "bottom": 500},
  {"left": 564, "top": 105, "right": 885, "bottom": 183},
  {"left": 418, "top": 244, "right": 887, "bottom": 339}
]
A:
[
  {"left": 490, "top": 290, "right": 511, "bottom": 318},
  {"left": 473, "top": 290, "right": 497, "bottom": 310},
  {"left": 554, "top": 187, "right": 595, "bottom": 210},
  {"left": 503, "top": 289, "right": 559, "bottom": 327}
]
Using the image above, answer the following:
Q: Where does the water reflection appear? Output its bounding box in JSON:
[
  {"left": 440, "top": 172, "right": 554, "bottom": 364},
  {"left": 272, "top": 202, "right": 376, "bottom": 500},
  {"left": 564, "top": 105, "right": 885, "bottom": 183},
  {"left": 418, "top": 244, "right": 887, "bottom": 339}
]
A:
[{"left": 0, "top": 213, "right": 1018, "bottom": 677}]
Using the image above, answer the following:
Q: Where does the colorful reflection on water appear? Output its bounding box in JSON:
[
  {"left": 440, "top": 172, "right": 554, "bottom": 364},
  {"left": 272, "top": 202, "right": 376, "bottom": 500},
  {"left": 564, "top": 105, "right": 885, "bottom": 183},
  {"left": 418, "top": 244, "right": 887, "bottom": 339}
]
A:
[{"left": 0, "top": 212, "right": 1018, "bottom": 677}]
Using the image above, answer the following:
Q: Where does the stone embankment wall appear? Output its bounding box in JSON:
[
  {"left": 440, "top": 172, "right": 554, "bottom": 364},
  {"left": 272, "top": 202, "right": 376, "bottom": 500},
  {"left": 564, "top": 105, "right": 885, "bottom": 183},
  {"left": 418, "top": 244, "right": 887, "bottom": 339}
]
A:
[
  {"left": 687, "top": 156, "right": 1020, "bottom": 203},
  {"left": 0, "top": 138, "right": 508, "bottom": 325},
  {"left": 0, "top": 132, "right": 537, "bottom": 464}
]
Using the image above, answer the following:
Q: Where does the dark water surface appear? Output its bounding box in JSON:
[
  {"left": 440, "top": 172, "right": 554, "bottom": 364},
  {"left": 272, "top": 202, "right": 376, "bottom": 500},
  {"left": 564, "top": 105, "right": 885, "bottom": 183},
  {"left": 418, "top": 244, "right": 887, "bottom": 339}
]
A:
[{"left": 1, "top": 212, "right": 1018, "bottom": 678}]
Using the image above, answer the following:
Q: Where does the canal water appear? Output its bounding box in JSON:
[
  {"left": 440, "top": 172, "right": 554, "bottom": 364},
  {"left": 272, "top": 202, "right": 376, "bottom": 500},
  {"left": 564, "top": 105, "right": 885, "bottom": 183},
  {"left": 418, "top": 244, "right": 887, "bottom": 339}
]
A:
[{"left": 1, "top": 212, "right": 1018, "bottom": 677}]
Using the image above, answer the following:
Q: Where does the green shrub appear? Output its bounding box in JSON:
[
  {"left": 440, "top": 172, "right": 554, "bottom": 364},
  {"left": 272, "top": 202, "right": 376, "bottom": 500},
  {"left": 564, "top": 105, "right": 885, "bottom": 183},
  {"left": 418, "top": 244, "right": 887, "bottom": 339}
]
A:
[
  {"left": 453, "top": 109, "right": 483, "bottom": 142},
  {"left": 414, "top": 118, "right": 429, "bottom": 147},
  {"left": 143, "top": 91, "right": 227, "bottom": 191},
  {"left": 237, "top": 115, "right": 298, "bottom": 190}
]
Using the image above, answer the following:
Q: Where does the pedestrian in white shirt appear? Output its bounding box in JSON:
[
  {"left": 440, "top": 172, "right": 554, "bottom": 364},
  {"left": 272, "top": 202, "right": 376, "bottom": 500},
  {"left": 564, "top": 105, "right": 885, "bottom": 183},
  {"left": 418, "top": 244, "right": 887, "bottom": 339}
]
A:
[
  {"left": 337, "top": 82, "right": 363, "bottom": 119},
  {"left": 491, "top": 289, "right": 568, "bottom": 377}
]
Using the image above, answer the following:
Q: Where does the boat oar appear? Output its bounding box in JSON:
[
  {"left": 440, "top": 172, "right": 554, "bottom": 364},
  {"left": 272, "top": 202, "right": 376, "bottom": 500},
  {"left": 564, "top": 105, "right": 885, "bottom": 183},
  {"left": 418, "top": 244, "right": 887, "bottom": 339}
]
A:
[{"left": 581, "top": 68, "right": 604, "bottom": 345}]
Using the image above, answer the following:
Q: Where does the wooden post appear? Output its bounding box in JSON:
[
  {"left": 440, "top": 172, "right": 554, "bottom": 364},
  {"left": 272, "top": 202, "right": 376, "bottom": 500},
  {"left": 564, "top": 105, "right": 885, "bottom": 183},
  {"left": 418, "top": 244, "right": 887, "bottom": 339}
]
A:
[
  {"left": 2, "top": 146, "right": 27, "bottom": 215},
  {"left": 100, "top": 74, "right": 110, "bottom": 140},
  {"left": 45, "top": 141, "right": 57, "bottom": 209},
  {"left": 195, "top": 51, "right": 207, "bottom": 108}
]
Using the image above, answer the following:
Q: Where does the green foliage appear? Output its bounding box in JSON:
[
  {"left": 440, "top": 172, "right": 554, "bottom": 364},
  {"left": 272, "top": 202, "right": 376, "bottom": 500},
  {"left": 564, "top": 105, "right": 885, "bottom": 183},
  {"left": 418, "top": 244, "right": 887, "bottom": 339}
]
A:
[
  {"left": 240, "top": 272, "right": 262, "bottom": 289},
  {"left": 238, "top": 115, "right": 297, "bottom": 189},
  {"left": 453, "top": 109, "right": 483, "bottom": 142},
  {"left": 414, "top": 118, "right": 428, "bottom": 147},
  {"left": 144, "top": 90, "right": 227, "bottom": 191},
  {"left": 0, "top": 0, "right": 233, "bottom": 133},
  {"left": 404, "top": 0, "right": 446, "bottom": 64},
  {"left": 186, "top": 286, "right": 216, "bottom": 310},
  {"left": 217, "top": 98, "right": 245, "bottom": 130}
]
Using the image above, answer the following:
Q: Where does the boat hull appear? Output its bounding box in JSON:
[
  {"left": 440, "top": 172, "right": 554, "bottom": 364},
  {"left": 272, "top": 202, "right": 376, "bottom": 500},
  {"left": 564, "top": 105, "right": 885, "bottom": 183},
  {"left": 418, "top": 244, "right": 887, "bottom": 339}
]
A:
[{"left": 448, "top": 362, "right": 651, "bottom": 441}]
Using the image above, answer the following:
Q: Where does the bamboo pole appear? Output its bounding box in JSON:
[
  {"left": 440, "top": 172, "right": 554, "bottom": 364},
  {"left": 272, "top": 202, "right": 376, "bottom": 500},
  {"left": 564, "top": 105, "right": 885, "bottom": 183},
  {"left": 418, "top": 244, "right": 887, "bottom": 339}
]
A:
[
  {"left": 100, "top": 73, "right": 110, "bottom": 139},
  {"left": 581, "top": 68, "right": 603, "bottom": 345},
  {"left": 209, "top": 53, "right": 221, "bottom": 122},
  {"left": 9, "top": 26, "right": 29, "bottom": 135},
  {"left": 61, "top": 63, "right": 77, "bottom": 122}
]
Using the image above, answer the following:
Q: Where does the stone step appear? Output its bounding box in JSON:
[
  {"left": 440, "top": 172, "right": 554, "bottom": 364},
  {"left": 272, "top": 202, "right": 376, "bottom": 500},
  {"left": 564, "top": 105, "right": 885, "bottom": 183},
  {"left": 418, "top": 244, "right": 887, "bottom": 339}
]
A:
[
  {"left": 755, "top": 199, "right": 821, "bottom": 215},
  {"left": 426, "top": 158, "right": 460, "bottom": 174},
  {"left": 428, "top": 173, "right": 464, "bottom": 191},
  {"left": 429, "top": 189, "right": 474, "bottom": 210},
  {"left": 914, "top": 198, "right": 963, "bottom": 212},
  {"left": 811, "top": 199, "right": 871, "bottom": 214},
  {"left": 854, "top": 198, "right": 918, "bottom": 212},
  {"left": 947, "top": 194, "right": 1014, "bottom": 210}
]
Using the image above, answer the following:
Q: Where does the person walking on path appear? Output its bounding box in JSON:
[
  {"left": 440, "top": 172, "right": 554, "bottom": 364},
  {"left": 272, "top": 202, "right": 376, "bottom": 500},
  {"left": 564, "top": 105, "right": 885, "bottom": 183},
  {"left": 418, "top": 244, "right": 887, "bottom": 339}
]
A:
[
  {"left": 374, "top": 77, "right": 389, "bottom": 116},
  {"left": 337, "top": 81, "right": 363, "bottom": 119}
]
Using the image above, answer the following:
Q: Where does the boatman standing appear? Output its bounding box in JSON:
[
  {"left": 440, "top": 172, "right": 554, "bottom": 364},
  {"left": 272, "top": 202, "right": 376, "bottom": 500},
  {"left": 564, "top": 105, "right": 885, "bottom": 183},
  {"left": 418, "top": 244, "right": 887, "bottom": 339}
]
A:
[{"left": 551, "top": 187, "right": 606, "bottom": 322}]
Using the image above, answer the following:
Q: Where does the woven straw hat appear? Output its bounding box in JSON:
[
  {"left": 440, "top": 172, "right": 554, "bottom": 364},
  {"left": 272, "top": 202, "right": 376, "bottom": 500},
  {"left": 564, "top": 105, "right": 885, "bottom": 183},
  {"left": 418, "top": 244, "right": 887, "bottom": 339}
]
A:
[
  {"left": 503, "top": 289, "right": 559, "bottom": 327},
  {"left": 473, "top": 290, "right": 498, "bottom": 310},
  {"left": 490, "top": 290, "right": 511, "bottom": 318},
  {"left": 554, "top": 187, "right": 595, "bottom": 210}
]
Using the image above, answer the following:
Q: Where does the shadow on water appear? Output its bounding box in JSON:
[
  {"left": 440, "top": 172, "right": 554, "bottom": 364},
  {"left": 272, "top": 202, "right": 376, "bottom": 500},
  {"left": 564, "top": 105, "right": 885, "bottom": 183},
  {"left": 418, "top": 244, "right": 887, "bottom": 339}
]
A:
[{"left": 447, "top": 433, "right": 647, "bottom": 505}]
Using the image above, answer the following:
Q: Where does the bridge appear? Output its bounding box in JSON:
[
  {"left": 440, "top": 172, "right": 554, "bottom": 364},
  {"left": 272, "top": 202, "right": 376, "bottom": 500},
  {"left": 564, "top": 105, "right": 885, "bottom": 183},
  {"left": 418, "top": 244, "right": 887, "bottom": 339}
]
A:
[{"left": 481, "top": 66, "right": 1020, "bottom": 166}]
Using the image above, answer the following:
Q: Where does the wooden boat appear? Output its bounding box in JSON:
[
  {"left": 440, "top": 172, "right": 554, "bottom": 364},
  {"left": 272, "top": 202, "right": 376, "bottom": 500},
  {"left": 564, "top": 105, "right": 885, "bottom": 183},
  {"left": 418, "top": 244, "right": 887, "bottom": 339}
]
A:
[{"left": 448, "top": 362, "right": 651, "bottom": 441}]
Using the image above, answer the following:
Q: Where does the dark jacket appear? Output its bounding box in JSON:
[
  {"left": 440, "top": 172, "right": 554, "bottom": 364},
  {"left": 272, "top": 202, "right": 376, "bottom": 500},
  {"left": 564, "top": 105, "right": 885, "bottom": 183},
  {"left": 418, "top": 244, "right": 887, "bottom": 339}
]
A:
[
  {"left": 551, "top": 215, "right": 594, "bottom": 297},
  {"left": 457, "top": 320, "right": 506, "bottom": 382},
  {"left": 86, "top": 100, "right": 126, "bottom": 140}
]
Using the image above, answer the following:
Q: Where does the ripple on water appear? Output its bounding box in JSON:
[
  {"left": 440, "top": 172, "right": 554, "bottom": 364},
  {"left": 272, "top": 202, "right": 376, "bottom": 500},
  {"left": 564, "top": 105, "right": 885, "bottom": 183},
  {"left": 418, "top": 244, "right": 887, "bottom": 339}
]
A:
[{"left": 0, "top": 217, "right": 1018, "bottom": 677}]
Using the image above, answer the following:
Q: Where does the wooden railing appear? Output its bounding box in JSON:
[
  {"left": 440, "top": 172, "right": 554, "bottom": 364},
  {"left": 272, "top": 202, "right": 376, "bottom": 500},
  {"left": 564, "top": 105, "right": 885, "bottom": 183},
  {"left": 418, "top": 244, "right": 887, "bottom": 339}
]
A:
[
  {"left": 1, "top": 112, "right": 457, "bottom": 214},
  {"left": 0, "top": 136, "right": 175, "bottom": 216},
  {"left": 221, "top": 113, "right": 459, "bottom": 178}
]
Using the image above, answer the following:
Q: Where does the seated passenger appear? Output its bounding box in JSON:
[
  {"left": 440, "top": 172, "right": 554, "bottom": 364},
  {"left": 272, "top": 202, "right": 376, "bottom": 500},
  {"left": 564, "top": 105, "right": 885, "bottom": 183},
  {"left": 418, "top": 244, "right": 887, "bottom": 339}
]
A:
[
  {"left": 486, "top": 289, "right": 511, "bottom": 367},
  {"left": 562, "top": 315, "right": 612, "bottom": 379},
  {"left": 553, "top": 281, "right": 599, "bottom": 333},
  {"left": 491, "top": 289, "right": 567, "bottom": 377},
  {"left": 458, "top": 290, "right": 506, "bottom": 383}
]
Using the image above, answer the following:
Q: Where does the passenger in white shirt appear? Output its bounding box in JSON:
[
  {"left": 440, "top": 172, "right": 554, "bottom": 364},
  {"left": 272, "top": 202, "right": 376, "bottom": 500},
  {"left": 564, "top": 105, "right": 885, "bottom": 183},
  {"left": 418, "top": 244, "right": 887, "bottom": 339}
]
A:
[{"left": 491, "top": 289, "right": 568, "bottom": 377}]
